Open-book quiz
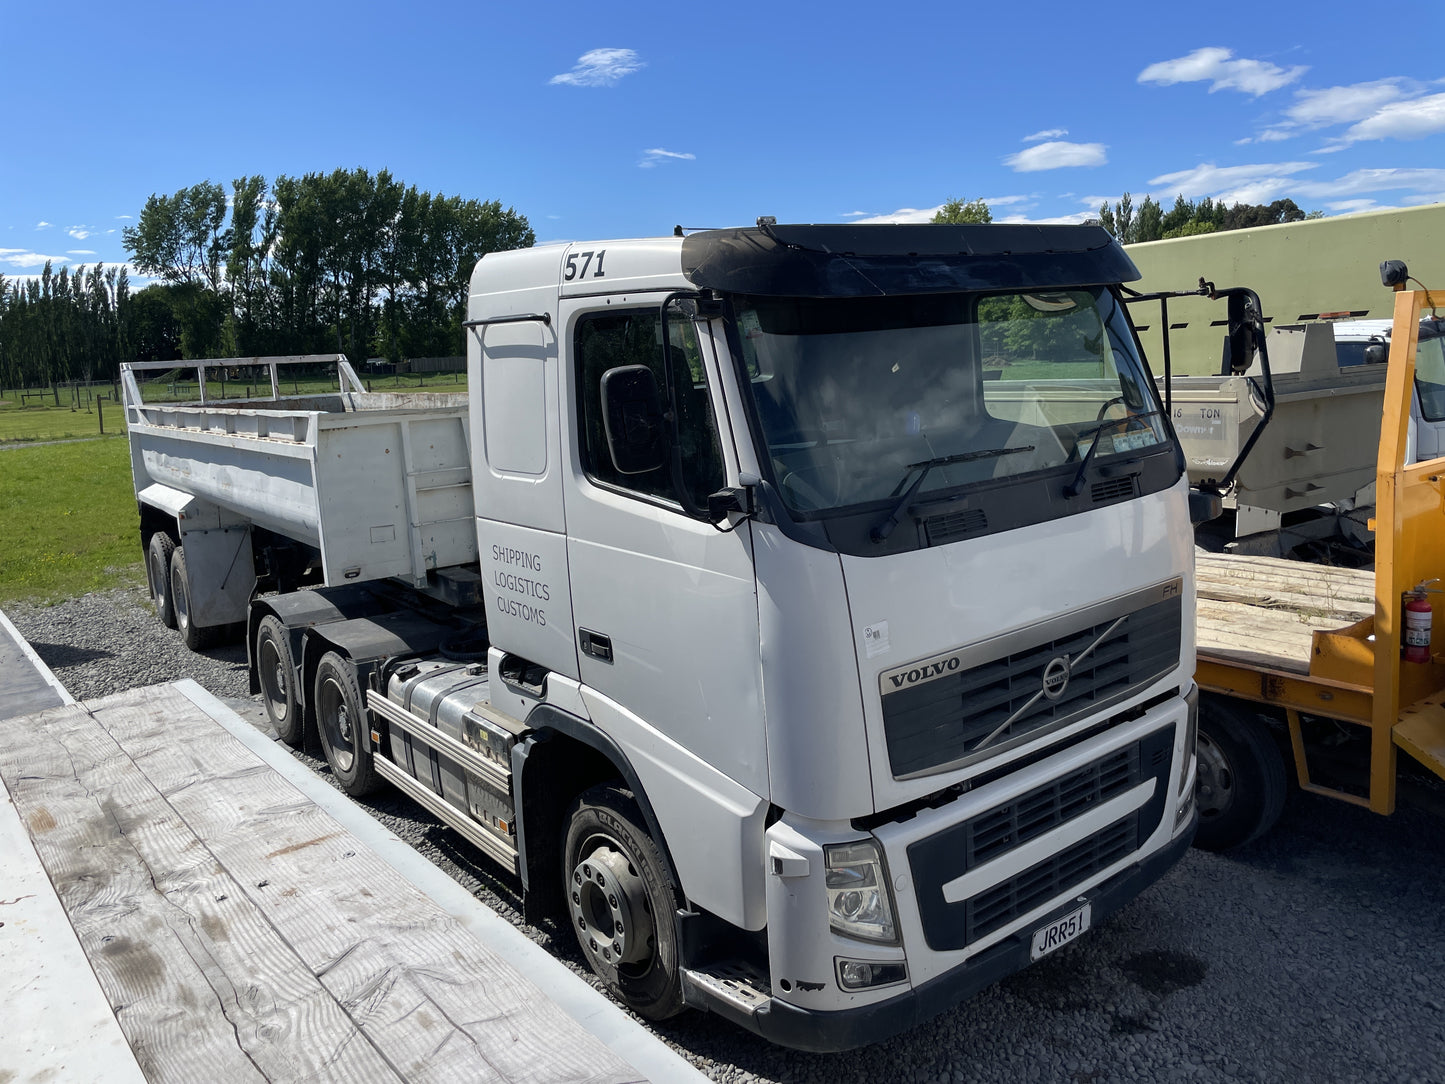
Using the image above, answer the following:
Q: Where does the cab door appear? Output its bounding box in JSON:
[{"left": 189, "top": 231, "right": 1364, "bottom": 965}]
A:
[{"left": 561, "top": 299, "right": 768, "bottom": 797}]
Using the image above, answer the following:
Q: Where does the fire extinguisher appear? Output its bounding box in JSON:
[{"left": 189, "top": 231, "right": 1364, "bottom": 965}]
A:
[{"left": 1403, "top": 580, "right": 1440, "bottom": 664}]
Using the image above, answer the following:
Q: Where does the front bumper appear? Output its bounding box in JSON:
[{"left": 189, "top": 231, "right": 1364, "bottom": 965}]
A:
[{"left": 705, "top": 811, "right": 1195, "bottom": 1053}]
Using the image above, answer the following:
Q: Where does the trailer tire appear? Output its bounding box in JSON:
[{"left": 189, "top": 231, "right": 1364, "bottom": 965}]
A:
[
  {"left": 256, "top": 616, "right": 307, "bottom": 748},
  {"left": 314, "top": 651, "right": 379, "bottom": 797},
  {"left": 147, "top": 533, "right": 177, "bottom": 629},
  {"left": 1194, "top": 698, "right": 1287, "bottom": 851},
  {"left": 170, "top": 546, "right": 218, "bottom": 651},
  {"left": 563, "top": 785, "right": 684, "bottom": 1021}
]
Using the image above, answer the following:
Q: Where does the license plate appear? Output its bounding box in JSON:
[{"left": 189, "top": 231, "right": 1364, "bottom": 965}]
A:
[{"left": 1030, "top": 902, "right": 1091, "bottom": 960}]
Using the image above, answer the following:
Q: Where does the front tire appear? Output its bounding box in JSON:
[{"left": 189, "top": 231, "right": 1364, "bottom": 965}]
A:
[
  {"left": 313, "top": 651, "right": 379, "bottom": 796},
  {"left": 563, "top": 785, "right": 684, "bottom": 1020},
  {"left": 255, "top": 616, "right": 307, "bottom": 747},
  {"left": 147, "top": 532, "right": 177, "bottom": 629},
  {"left": 1194, "top": 698, "right": 1287, "bottom": 851}
]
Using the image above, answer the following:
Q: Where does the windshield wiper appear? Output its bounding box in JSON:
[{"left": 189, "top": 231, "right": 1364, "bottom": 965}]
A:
[
  {"left": 870, "top": 446, "right": 1035, "bottom": 543},
  {"left": 1064, "top": 410, "right": 1165, "bottom": 498}
]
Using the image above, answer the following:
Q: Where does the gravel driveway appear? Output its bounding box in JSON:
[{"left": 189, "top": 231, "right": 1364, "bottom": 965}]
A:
[{"left": 9, "top": 585, "right": 1444, "bottom": 1084}]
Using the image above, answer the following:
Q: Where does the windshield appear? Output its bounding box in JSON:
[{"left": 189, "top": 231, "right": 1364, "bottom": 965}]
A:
[{"left": 733, "top": 288, "right": 1169, "bottom": 516}]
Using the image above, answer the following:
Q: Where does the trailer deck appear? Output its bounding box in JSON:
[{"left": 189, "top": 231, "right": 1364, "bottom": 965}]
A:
[{"left": 0, "top": 618, "right": 703, "bottom": 1083}]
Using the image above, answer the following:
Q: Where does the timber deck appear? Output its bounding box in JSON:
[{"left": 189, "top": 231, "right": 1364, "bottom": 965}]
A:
[
  {"left": 0, "top": 614, "right": 703, "bottom": 1084},
  {"left": 1194, "top": 550, "right": 1376, "bottom": 674}
]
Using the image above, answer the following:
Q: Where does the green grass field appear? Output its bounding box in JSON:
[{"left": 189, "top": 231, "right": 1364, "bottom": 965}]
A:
[
  {"left": 0, "top": 436, "right": 145, "bottom": 604},
  {"left": 0, "top": 398, "right": 121, "bottom": 443}
]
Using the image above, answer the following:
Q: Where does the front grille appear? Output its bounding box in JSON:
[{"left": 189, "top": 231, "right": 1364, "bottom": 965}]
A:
[
  {"left": 882, "top": 594, "right": 1180, "bottom": 778},
  {"left": 968, "top": 817, "right": 1137, "bottom": 941},
  {"left": 967, "top": 745, "right": 1137, "bottom": 866},
  {"left": 906, "top": 726, "right": 1174, "bottom": 952}
]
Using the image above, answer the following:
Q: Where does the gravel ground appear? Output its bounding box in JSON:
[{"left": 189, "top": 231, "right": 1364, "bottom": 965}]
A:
[{"left": 9, "top": 585, "right": 1445, "bottom": 1084}]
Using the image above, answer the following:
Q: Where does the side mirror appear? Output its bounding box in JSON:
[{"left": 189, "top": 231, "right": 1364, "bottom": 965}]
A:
[
  {"left": 600, "top": 364, "right": 667, "bottom": 475},
  {"left": 1223, "top": 291, "right": 1259, "bottom": 375},
  {"left": 1189, "top": 488, "right": 1223, "bottom": 525},
  {"left": 1381, "top": 259, "right": 1409, "bottom": 288}
]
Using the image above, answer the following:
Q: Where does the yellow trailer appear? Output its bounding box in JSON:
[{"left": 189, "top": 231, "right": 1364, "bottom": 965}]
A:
[{"left": 1191, "top": 282, "right": 1445, "bottom": 848}]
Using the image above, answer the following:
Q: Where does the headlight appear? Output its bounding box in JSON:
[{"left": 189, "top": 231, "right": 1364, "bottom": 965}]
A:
[{"left": 824, "top": 839, "right": 898, "bottom": 944}]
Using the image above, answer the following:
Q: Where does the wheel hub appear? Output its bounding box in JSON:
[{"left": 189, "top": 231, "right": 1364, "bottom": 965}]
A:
[
  {"left": 1196, "top": 731, "right": 1233, "bottom": 819},
  {"left": 569, "top": 843, "right": 653, "bottom": 971}
]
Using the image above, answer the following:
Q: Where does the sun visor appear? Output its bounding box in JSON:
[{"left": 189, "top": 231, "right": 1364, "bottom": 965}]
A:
[{"left": 681, "top": 223, "right": 1140, "bottom": 299}]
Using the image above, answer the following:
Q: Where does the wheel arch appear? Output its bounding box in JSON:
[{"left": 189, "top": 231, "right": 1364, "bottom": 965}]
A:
[{"left": 514, "top": 704, "right": 683, "bottom": 925}]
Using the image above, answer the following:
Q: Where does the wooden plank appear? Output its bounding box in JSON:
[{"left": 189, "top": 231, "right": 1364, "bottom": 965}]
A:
[
  {"left": 1195, "top": 579, "right": 1373, "bottom": 623},
  {"left": 1196, "top": 599, "right": 1337, "bottom": 673},
  {"left": 1195, "top": 551, "right": 1375, "bottom": 602},
  {"left": 87, "top": 685, "right": 644, "bottom": 1084},
  {"left": 0, "top": 705, "right": 269, "bottom": 1083},
  {"left": 2, "top": 700, "right": 410, "bottom": 1083}
]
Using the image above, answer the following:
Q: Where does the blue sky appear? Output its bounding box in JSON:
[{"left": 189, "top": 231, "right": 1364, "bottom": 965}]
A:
[{"left": 2, "top": 0, "right": 1442, "bottom": 284}]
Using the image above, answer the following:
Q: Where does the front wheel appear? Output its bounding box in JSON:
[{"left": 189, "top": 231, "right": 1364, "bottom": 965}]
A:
[
  {"left": 562, "top": 785, "right": 684, "bottom": 1020},
  {"left": 1194, "top": 698, "right": 1288, "bottom": 851},
  {"left": 313, "top": 651, "right": 379, "bottom": 796}
]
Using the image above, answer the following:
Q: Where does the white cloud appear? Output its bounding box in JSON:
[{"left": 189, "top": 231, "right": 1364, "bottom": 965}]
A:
[
  {"left": 66, "top": 249, "right": 97, "bottom": 256},
  {"left": 1324, "top": 199, "right": 1379, "bottom": 213},
  {"left": 996, "top": 210, "right": 1099, "bottom": 225},
  {"left": 1293, "top": 167, "right": 1445, "bottom": 200},
  {"left": 1023, "top": 128, "right": 1067, "bottom": 143},
  {"left": 1147, "top": 160, "right": 1318, "bottom": 202},
  {"left": 1138, "top": 47, "right": 1307, "bottom": 97},
  {"left": 1340, "top": 92, "right": 1445, "bottom": 143},
  {"left": 115, "top": 214, "right": 132, "bottom": 220},
  {"left": 0, "top": 249, "right": 71, "bottom": 268},
  {"left": 1286, "top": 79, "right": 1412, "bottom": 127},
  {"left": 35, "top": 220, "right": 53, "bottom": 229},
  {"left": 840, "top": 210, "right": 873, "bottom": 218},
  {"left": 550, "top": 48, "right": 643, "bottom": 87},
  {"left": 1236, "top": 128, "right": 1296, "bottom": 145},
  {"left": 638, "top": 147, "right": 695, "bottom": 169},
  {"left": 1005, "top": 141, "right": 1107, "bottom": 172},
  {"left": 851, "top": 207, "right": 944, "bottom": 224},
  {"left": 68, "top": 226, "right": 93, "bottom": 240}
]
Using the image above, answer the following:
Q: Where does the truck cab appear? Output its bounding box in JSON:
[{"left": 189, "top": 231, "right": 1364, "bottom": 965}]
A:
[
  {"left": 1332, "top": 316, "right": 1445, "bottom": 462},
  {"left": 457, "top": 223, "right": 1199, "bottom": 1047}
]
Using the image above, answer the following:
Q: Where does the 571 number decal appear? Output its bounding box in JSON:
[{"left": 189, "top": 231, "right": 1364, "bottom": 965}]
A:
[{"left": 564, "top": 249, "right": 606, "bottom": 281}]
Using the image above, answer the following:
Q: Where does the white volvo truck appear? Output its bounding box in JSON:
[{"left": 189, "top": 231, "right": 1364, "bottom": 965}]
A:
[{"left": 124, "top": 222, "right": 1229, "bottom": 1051}]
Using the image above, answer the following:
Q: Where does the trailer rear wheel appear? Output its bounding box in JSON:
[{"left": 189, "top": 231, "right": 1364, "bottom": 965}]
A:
[
  {"left": 256, "top": 616, "right": 307, "bottom": 748},
  {"left": 314, "top": 651, "right": 379, "bottom": 796},
  {"left": 170, "top": 546, "right": 218, "bottom": 651},
  {"left": 563, "top": 785, "right": 684, "bottom": 1021},
  {"left": 147, "top": 533, "right": 177, "bottom": 629},
  {"left": 1194, "top": 698, "right": 1287, "bottom": 851}
]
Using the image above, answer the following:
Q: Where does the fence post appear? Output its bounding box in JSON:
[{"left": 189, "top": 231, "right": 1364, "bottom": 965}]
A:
[{"left": 98, "top": 394, "right": 105, "bottom": 435}]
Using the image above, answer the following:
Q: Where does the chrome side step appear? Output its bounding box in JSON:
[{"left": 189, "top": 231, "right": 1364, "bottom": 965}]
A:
[{"left": 373, "top": 755, "right": 519, "bottom": 871}]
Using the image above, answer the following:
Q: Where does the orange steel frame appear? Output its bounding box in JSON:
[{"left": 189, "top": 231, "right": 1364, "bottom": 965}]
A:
[{"left": 1195, "top": 287, "right": 1445, "bottom": 814}]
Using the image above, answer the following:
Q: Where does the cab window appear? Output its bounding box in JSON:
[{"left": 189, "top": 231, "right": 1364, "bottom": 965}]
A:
[{"left": 575, "top": 309, "right": 725, "bottom": 509}]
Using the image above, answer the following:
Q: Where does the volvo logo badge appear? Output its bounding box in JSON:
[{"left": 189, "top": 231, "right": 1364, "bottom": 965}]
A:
[{"left": 1041, "top": 656, "right": 1071, "bottom": 701}]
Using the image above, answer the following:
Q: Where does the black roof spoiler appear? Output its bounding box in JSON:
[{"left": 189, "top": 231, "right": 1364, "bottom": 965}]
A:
[{"left": 680, "top": 223, "right": 1140, "bottom": 299}]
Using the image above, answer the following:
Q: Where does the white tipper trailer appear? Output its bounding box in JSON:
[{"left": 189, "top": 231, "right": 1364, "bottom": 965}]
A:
[{"left": 123, "top": 222, "right": 1222, "bottom": 1051}]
